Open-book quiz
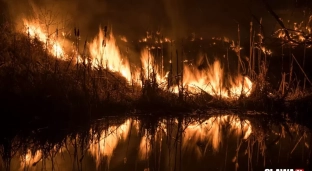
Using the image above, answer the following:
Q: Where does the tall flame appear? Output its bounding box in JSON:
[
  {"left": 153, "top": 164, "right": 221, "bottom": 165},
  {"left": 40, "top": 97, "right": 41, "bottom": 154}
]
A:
[
  {"left": 89, "top": 27, "right": 132, "bottom": 81},
  {"left": 140, "top": 48, "right": 167, "bottom": 84},
  {"left": 22, "top": 19, "right": 253, "bottom": 98},
  {"left": 23, "top": 19, "right": 65, "bottom": 58},
  {"left": 181, "top": 60, "right": 252, "bottom": 98}
]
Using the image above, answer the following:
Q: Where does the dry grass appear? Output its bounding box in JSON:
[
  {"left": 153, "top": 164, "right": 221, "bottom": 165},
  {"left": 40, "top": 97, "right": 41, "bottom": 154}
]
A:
[{"left": 0, "top": 14, "right": 312, "bottom": 170}]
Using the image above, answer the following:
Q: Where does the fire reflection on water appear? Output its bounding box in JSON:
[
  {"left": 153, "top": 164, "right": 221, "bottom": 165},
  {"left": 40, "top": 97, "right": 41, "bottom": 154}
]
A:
[
  {"left": 183, "top": 115, "right": 252, "bottom": 157},
  {"left": 14, "top": 115, "right": 252, "bottom": 170},
  {"left": 13, "top": 115, "right": 250, "bottom": 170},
  {"left": 88, "top": 119, "right": 132, "bottom": 167},
  {"left": 0, "top": 114, "right": 307, "bottom": 170}
]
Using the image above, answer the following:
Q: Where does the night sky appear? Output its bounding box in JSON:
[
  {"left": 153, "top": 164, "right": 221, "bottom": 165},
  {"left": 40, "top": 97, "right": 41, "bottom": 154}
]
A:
[{"left": 0, "top": 0, "right": 311, "bottom": 61}]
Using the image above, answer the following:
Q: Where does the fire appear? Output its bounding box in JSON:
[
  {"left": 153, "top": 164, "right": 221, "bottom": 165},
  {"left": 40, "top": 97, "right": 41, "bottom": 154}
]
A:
[
  {"left": 89, "top": 27, "right": 132, "bottom": 81},
  {"left": 182, "top": 60, "right": 253, "bottom": 98},
  {"left": 24, "top": 20, "right": 133, "bottom": 82},
  {"left": 22, "top": 19, "right": 253, "bottom": 98},
  {"left": 275, "top": 16, "right": 312, "bottom": 45},
  {"left": 119, "top": 35, "right": 128, "bottom": 42},
  {"left": 140, "top": 48, "right": 167, "bottom": 84},
  {"left": 23, "top": 19, "right": 65, "bottom": 58}
]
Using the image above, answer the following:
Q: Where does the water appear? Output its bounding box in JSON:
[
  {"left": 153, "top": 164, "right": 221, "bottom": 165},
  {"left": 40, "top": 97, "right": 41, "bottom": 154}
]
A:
[{"left": 1, "top": 112, "right": 311, "bottom": 171}]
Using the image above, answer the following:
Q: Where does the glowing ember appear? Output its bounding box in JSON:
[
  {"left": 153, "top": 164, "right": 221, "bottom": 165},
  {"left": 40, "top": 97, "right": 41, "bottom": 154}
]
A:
[
  {"left": 119, "top": 35, "right": 128, "bottom": 42},
  {"left": 274, "top": 16, "right": 312, "bottom": 45}
]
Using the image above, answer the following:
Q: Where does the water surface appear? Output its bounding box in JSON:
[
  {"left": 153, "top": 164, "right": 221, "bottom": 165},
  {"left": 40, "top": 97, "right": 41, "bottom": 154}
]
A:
[{"left": 1, "top": 112, "right": 311, "bottom": 171}]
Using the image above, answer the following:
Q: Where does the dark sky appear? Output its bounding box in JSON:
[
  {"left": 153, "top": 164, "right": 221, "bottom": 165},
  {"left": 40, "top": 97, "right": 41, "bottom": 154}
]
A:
[
  {"left": 2, "top": 0, "right": 311, "bottom": 39},
  {"left": 1, "top": 0, "right": 311, "bottom": 56}
]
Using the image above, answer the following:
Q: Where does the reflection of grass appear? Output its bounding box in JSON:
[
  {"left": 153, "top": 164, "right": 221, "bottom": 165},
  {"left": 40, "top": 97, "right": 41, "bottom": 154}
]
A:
[{"left": 0, "top": 113, "right": 309, "bottom": 171}]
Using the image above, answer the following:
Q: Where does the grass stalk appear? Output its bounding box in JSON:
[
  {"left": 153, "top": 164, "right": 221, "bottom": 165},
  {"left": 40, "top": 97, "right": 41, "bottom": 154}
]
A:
[
  {"left": 303, "top": 43, "right": 306, "bottom": 90},
  {"left": 237, "top": 24, "right": 241, "bottom": 75},
  {"left": 292, "top": 54, "right": 312, "bottom": 86}
]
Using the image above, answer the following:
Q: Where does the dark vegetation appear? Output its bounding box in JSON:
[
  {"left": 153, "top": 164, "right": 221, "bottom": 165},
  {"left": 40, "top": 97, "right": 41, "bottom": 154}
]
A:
[
  {"left": 0, "top": 1, "right": 312, "bottom": 170},
  {"left": 0, "top": 11, "right": 312, "bottom": 138}
]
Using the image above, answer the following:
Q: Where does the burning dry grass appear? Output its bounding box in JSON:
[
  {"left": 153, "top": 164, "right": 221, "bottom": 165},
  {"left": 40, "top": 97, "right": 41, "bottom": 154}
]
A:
[
  {"left": 21, "top": 18, "right": 257, "bottom": 102},
  {"left": 89, "top": 27, "right": 132, "bottom": 81},
  {"left": 0, "top": 22, "right": 137, "bottom": 170},
  {"left": 0, "top": 17, "right": 309, "bottom": 128},
  {"left": 0, "top": 9, "right": 312, "bottom": 170},
  {"left": 182, "top": 59, "right": 253, "bottom": 98}
]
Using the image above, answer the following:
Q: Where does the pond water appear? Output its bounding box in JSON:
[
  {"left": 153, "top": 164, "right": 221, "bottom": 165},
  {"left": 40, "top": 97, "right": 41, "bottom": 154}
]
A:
[{"left": 1, "top": 112, "right": 311, "bottom": 171}]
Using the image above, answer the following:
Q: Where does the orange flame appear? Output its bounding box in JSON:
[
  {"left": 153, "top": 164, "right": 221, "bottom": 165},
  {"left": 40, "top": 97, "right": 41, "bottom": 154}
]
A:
[
  {"left": 139, "top": 48, "right": 167, "bottom": 84},
  {"left": 23, "top": 19, "right": 65, "bottom": 58},
  {"left": 182, "top": 60, "right": 253, "bottom": 98},
  {"left": 22, "top": 19, "right": 253, "bottom": 98},
  {"left": 89, "top": 27, "right": 132, "bottom": 81}
]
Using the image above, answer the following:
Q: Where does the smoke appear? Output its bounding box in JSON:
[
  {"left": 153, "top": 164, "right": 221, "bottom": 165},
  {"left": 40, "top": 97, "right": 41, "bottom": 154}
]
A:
[
  {"left": 162, "top": 0, "right": 185, "bottom": 40},
  {"left": 4, "top": 0, "right": 291, "bottom": 37},
  {"left": 2, "top": 0, "right": 296, "bottom": 60},
  {"left": 3, "top": 0, "right": 257, "bottom": 40}
]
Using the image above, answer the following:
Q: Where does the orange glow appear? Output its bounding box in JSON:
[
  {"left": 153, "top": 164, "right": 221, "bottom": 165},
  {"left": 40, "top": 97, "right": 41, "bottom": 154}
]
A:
[
  {"left": 88, "top": 119, "right": 131, "bottom": 168},
  {"left": 23, "top": 19, "right": 65, "bottom": 58},
  {"left": 89, "top": 27, "right": 132, "bottom": 81},
  {"left": 17, "top": 115, "right": 253, "bottom": 168},
  {"left": 275, "top": 17, "right": 312, "bottom": 45},
  {"left": 22, "top": 20, "right": 253, "bottom": 98},
  {"left": 182, "top": 59, "right": 253, "bottom": 98},
  {"left": 139, "top": 48, "right": 167, "bottom": 85},
  {"left": 20, "top": 149, "right": 42, "bottom": 169},
  {"left": 139, "top": 129, "right": 151, "bottom": 160},
  {"left": 183, "top": 115, "right": 252, "bottom": 157}
]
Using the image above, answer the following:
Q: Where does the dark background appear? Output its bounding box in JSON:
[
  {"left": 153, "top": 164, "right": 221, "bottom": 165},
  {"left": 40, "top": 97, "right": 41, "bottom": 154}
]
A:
[
  {"left": 1, "top": 0, "right": 311, "bottom": 41},
  {"left": 0, "top": 0, "right": 311, "bottom": 68}
]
